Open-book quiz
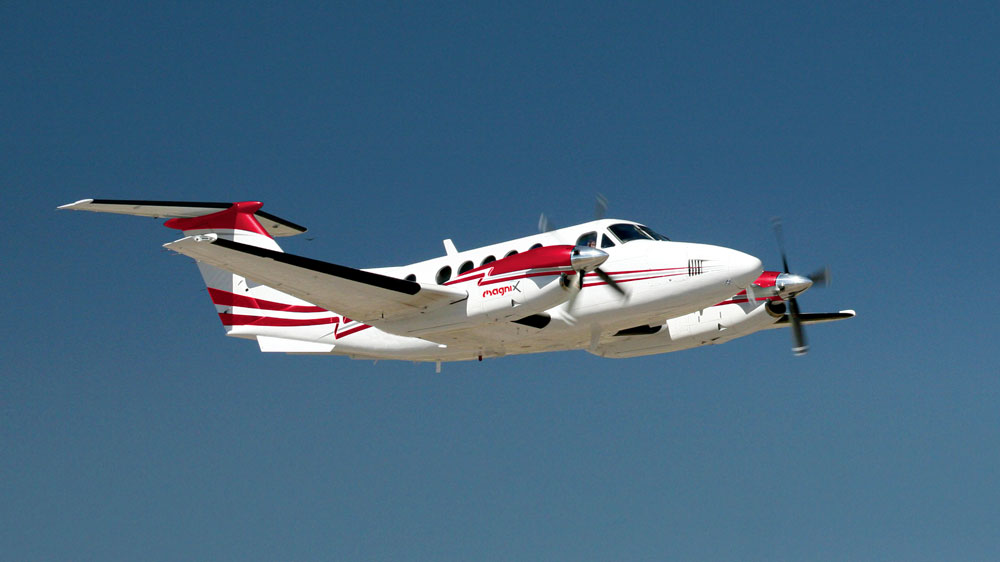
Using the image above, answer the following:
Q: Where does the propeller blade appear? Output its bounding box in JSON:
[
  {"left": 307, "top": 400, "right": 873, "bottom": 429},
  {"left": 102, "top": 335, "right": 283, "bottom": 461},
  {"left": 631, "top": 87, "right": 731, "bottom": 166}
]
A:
[
  {"left": 594, "top": 268, "right": 625, "bottom": 296},
  {"left": 808, "top": 265, "right": 831, "bottom": 288},
  {"left": 538, "top": 213, "right": 552, "bottom": 233},
  {"left": 771, "top": 217, "right": 791, "bottom": 273},
  {"left": 563, "top": 272, "right": 584, "bottom": 313},
  {"left": 787, "top": 296, "right": 808, "bottom": 356},
  {"left": 594, "top": 193, "right": 608, "bottom": 220}
]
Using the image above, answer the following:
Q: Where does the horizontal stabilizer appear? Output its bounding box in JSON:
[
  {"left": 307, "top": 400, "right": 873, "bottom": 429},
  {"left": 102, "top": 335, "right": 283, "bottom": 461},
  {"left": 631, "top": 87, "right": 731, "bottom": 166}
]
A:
[
  {"left": 58, "top": 198, "right": 307, "bottom": 237},
  {"left": 164, "top": 234, "right": 467, "bottom": 327}
]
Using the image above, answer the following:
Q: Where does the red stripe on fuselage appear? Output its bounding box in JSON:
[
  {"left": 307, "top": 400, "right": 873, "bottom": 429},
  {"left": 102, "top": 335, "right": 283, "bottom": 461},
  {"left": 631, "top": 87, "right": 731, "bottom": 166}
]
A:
[
  {"left": 450, "top": 264, "right": 689, "bottom": 288},
  {"left": 219, "top": 313, "right": 372, "bottom": 339},
  {"left": 714, "top": 295, "right": 782, "bottom": 306},
  {"left": 219, "top": 313, "right": 338, "bottom": 327},
  {"left": 581, "top": 271, "right": 687, "bottom": 288},
  {"left": 208, "top": 288, "right": 329, "bottom": 313}
]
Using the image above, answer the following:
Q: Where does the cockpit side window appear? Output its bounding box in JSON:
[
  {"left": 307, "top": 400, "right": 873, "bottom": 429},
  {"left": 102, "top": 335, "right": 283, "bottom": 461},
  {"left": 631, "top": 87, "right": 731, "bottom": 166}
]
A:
[{"left": 575, "top": 231, "right": 598, "bottom": 248}]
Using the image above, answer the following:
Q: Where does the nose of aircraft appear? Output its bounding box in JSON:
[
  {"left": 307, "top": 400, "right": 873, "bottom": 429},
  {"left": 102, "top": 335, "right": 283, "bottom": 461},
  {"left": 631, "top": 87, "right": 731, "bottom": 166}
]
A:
[
  {"left": 684, "top": 243, "right": 763, "bottom": 288},
  {"left": 723, "top": 248, "right": 763, "bottom": 288}
]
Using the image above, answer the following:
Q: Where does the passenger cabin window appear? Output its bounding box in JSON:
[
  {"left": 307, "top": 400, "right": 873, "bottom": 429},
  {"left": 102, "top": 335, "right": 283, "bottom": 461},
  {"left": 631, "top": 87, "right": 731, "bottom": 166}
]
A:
[
  {"left": 529, "top": 243, "right": 543, "bottom": 250},
  {"left": 608, "top": 223, "right": 671, "bottom": 244},
  {"left": 575, "top": 231, "right": 598, "bottom": 248},
  {"left": 480, "top": 255, "right": 496, "bottom": 266},
  {"left": 504, "top": 250, "right": 518, "bottom": 258},
  {"left": 436, "top": 266, "right": 452, "bottom": 285},
  {"left": 458, "top": 260, "right": 474, "bottom": 275},
  {"left": 404, "top": 273, "right": 417, "bottom": 282},
  {"left": 600, "top": 234, "right": 616, "bottom": 248}
]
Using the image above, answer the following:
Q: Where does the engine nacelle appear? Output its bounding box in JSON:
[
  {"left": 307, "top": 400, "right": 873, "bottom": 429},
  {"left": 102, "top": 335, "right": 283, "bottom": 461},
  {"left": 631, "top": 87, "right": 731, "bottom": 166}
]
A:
[
  {"left": 590, "top": 300, "right": 782, "bottom": 358},
  {"left": 469, "top": 271, "right": 575, "bottom": 321}
]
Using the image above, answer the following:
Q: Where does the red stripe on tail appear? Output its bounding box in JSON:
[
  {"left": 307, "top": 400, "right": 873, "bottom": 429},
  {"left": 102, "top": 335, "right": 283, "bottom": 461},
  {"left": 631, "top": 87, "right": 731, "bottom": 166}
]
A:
[
  {"left": 219, "top": 313, "right": 338, "bottom": 327},
  {"left": 208, "top": 288, "right": 328, "bottom": 313},
  {"left": 165, "top": 201, "right": 271, "bottom": 237}
]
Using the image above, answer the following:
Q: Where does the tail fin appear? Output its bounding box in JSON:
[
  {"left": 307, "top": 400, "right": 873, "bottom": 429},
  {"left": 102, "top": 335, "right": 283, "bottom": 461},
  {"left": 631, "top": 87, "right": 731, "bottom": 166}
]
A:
[
  {"left": 60, "top": 199, "right": 336, "bottom": 345},
  {"left": 161, "top": 201, "right": 302, "bottom": 339}
]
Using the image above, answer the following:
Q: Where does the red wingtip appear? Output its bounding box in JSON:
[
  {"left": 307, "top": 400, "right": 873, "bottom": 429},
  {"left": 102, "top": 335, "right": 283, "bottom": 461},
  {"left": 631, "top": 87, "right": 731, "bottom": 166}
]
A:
[{"left": 165, "top": 201, "right": 271, "bottom": 237}]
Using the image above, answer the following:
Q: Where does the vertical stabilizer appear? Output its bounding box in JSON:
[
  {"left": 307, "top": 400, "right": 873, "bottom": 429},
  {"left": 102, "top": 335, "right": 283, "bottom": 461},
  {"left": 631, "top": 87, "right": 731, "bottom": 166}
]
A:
[
  {"left": 162, "top": 202, "right": 334, "bottom": 340},
  {"left": 60, "top": 199, "right": 334, "bottom": 343}
]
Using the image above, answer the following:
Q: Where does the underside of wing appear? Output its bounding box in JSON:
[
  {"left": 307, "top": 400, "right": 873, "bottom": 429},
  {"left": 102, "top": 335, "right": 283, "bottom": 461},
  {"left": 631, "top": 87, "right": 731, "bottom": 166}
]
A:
[{"left": 164, "top": 234, "right": 467, "bottom": 325}]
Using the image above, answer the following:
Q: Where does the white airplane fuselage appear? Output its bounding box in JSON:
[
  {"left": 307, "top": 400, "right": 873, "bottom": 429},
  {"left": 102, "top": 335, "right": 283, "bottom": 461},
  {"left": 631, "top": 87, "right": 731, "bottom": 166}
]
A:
[
  {"left": 60, "top": 199, "right": 853, "bottom": 364},
  {"left": 267, "top": 218, "right": 763, "bottom": 362}
]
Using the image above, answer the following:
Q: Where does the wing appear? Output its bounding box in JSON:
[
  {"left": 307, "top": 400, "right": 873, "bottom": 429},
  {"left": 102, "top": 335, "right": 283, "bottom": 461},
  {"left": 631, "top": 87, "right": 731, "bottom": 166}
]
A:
[{"left": 165, "top": 234, "right": 467, "bottom": 325}]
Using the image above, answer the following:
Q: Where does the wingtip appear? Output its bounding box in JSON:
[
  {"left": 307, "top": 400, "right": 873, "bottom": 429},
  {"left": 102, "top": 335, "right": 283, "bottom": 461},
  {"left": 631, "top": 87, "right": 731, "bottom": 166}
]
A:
[
  {"left": 57, "top": 198, "right": 95, "bottom": 210},
  {"left": 840, "top": 309, "right": 857, "bottom": 317}
]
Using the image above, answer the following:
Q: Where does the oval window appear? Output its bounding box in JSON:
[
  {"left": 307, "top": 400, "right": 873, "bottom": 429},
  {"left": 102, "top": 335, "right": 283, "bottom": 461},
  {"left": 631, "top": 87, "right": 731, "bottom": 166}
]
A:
[
  {"left": 480, "top": 255, "right": 496, "bottom": 266},
  {"left": 458, "top": 260, "right": 474, "bottom": 274},
  {"left": 436, "top": 266, "right": 452, "bottom": 285}
]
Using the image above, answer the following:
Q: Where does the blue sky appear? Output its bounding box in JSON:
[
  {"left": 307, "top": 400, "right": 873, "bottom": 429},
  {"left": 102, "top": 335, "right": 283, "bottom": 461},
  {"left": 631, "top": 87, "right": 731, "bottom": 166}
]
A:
[{"left": 3, "top": 2, "right": 998, "bottom": 560}]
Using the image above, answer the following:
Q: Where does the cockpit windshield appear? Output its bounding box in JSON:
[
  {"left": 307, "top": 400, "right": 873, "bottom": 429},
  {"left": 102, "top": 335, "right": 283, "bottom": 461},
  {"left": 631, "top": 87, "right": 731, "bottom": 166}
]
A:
[
  {"left": 608, "top": 223, "right": 670, "bottom": 243},
  {"left": 637, "top": 224, "right": 670, "bottom": 241}
]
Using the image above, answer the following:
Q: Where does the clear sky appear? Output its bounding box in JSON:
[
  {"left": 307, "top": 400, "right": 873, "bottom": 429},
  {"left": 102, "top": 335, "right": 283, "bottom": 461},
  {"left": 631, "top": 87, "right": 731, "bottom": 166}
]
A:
[{"left": 3, "top": 2, "right": 998, "bottom": 560}]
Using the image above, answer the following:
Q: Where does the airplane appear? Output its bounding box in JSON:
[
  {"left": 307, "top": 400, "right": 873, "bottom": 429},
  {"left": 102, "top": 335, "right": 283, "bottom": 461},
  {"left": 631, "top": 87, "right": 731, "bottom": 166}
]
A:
[{"left": 59, "top": 198, "right": 854, "bottom": 369}]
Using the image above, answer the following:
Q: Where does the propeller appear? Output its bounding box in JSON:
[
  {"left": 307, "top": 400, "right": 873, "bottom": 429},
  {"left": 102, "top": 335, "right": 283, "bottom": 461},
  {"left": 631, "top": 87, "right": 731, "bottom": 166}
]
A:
[
  {"left": 539, "top": 193, "right": 611, "bottom": 234},
  {"left": 538, "top": 213, "right": 552, "bottom": 233},
  {"left": 564, "top": 245, "right": 625, "bottom": 312},
  {"left": 594, "top": 193, "right": 608, "bottom": 220},
  {"left": 538, "top": 196, "right": 626, "bottom": 314},
  {"left": 807, "top": 265, "right": 831, "bottom": 288},
  {"left": 770, "top": 217, "right": 831, "bottom": 356}
]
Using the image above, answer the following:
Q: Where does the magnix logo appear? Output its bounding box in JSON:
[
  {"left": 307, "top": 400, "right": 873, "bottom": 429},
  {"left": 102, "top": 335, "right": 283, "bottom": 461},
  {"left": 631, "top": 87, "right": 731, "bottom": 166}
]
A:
[{"left": 482, "top": 281, "right": 521, "bottom": 298}]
